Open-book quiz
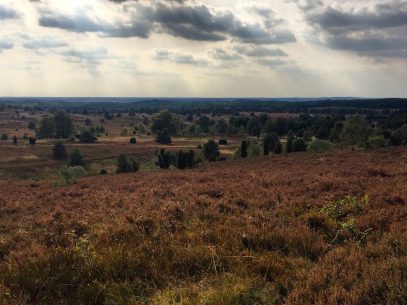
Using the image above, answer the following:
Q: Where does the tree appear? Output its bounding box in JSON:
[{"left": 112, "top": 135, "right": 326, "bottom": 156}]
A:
[
  {"left": 1, "top": 133, "right": 8, "bottom": 141},
  {"left": 53, "top": 142, "right": 67, "bottom": 160},
  {"left": 198, "top": 116, "right": 211, "bottom": 133},
  {"left": 286, "top": 138, "right": 293, "bottom": 153},
  {"left": 129, "top": 137, "right": 137, "bottom": 144},
  {"left": 80, "top": 130, "right": 97, "bottom": 143},
  {"left": 219, "top": 139, "right": 228, "bottom": 145},
  {"left": 275, "top": 142, "right": 283, "bottom": 154},
  {"left": 151, "top": 110, "right": 179, "bottom": 135},
  {"left": 157, "top": 149, "right": 173, "bottom": 169},
  {"left": 329, "top": 121, "right": 344, "bottom": 143},
  {"left": 69, "top": 149, "right": 85, "bottom": 167},
  {"left": 85, "top": 118, "right": 92, "bottom": 126},
  {"left": 263, "top": 133, "right": 279, "bottom": 155},
  {"left": 175, "top": 150, "right": 196, "bottom": 169},
  {"left": 54, "top": 111, "right": 74, "bottom": 139},
  {"left": 248, "top": 142, "right": 261, "bottom": 158},
  {"left": 12, "top": 135, "right": 17, "bottom": 145},
  {"left": 241, "top": 140, "right": 248, "bottom": 158},
  {"left": 117, "top": 154, "right": 139, "bottom": 174},
  {"left": 37, "top": 115, "right": 55, "bottom": 139},
  {"left": 247, "top": 117, "right": 261, "bottom": 137},
  {"left": 216, "top": 119, "right": 227, "bottom": 134},
  {"left": 340, "top": 116, "right": 369, "bottom": 148},
  {"left": 203, "top": 140, "right": 220, "bottom": 161},
  {"left": 156, "top": 128, "right": 172, "bottom": 144}
]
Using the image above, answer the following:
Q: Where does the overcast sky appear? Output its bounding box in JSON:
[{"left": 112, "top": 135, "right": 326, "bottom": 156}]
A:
[{"left": 0, "top": 0, "right": 406, "bottom": 97}]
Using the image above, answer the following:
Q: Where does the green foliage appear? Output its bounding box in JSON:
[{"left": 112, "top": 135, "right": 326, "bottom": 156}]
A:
[
  {"left": 70, "top": 150, "right": 85, "bottom": 167},
  {"left": 151, "top": 110, "right": 180, "bottom": 135},
  {"left": 129, "top": 137, "right": 137, "bottom": 144},
  {"left": 28, "top": 121, "right": 36, "bottom": 130},
  {"left": 1, "top": 133, "right": 8, "bottom": 141},
  {"left": 248, "top": 141, "right": 261, "bottom": 158},
  {"left": 12, "top": 136, "right": 17, "bottom": 145},
  {"left": 157, "top": 149, "right": 174, "bottom": 169},
  {"left": 292, "top": 139, "right": 307, "bottom": 152},
  {"left": 37, "top": 115, "right": 55, "bottom": 139},
  {"left": 80, "top": 130, "right": 97, "bottom": 143},
  {"left": 156, "top": 128, "right": 172, "bottom": 144},
  {"left": 203, "top": 140, "right": 220, "bottom": 161},
  {"left": 367, "top": 135, "right": 388, "bottom": 149},
  {"left": 263, "top": 133, "right": 279, "bottom": 155},
  {"left": 54, "top": 111, "right": 75, "bottom": 139},
  {"left": 175, "top": 150, "right": 197, "bottom": 169},
  {"left": 307, "top": 139, "right": 332, "bottom": 152},
  {"left": 247, "top": 117, "right": 262, "bottom": 137},
  {"left": 117, "top": 154, "right": 139, "bottom": 174},
  {"left": 53, "top": 142, "right": 67, "bottom": 160},
  {"left": 340, "top": 116, "right": 369, "bottom": 147},
  {"left": 57, "top": 165, "right": 88, "bottom": 186}
]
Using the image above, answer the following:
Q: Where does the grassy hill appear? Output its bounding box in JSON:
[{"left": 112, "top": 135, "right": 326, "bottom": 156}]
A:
[{"left": 1, "top": 147, "right": 406, "bottom": 305}]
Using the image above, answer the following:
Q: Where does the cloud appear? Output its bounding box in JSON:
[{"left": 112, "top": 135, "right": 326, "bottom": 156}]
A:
[
  {"left": 296, "top": 1, "right": 407, "bottom": 59},
  {"left": 256, "top": 58, "right": 287, "bottom": 67},
  {"left": 37, "top": 2, "right": 296, "bottom": 44},
  {"left": 0, "top": 41, "right": 13, "bottom": 53},
  {"left": 235, "top": 45, "right": 288, "bottom": 57},
  {"left": 211, "top": 49, "right": 241, "bottom": 61},
  {"left": 0, "top": 5, "right": 19, "bottom": 20},
  {"left": 154, "top": 49, "right": 209, "bottom": 66},
  {"left": 23, "top": 36, "right": 68, "bottom": 50}
]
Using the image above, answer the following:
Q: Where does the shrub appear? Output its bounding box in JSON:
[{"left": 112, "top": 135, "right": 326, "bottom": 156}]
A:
[
  {"left": 367, "top": 135, "right": 388, "bottom": 149},
  {"left": 28, "top": 137, "right": 36, "bottom": 145},
  {"left": 28, "top": 121, "right": 36, "bottom": 130},
  {"left": 219, "top": 139, "right": 228, "bottom": 145},
  {"left": 58, "top": 165, "right": 87, "bottom": 186},
  {"left": 1, "top": 133, "right": 8, "bottom": 141},
  {"left": 308, "top": 139, "right": 332, "bottom": 152},
  {"left": 99, "top": 169, "right": 108, "bottom": 175},
  {"left": 203, "top": 140, "right": 220, "bottom": 161},
  {"left": 248, "top": 142, "right": 261, "bottom": 158},
  {"left": 129, "top": 137, "right": 137, "bottom": 144},
  {"left": 53, "top": 142, "right": 67, "bottom": 160},
  {"left": 80, "top": 130, "right": 97, "bottom": 143},
  {"left": 240, "top": 140, "right": 248, "bottom": 158},
  {"left": 69, "top": 149, "right": 85, "bottom": 167},
  {"left": 117, "top": 154, "right": 139, "bottom": 174},
  {"left": 157, "top": 149, "right": 174, "bottom": 169},
  {"left": 12, "top": 135, "right": 17, "bottom": 145},
  {"left": 175, "top": 150, "right": 197, "bottom": 169},
  {"left": 293, "top": 139, "right": 307, "bottom": 152}
]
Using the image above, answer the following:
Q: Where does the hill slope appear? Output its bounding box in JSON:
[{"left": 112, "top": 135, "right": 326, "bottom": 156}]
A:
[{"left": 1, "top": 148, "right": 407, "bottom": 305}]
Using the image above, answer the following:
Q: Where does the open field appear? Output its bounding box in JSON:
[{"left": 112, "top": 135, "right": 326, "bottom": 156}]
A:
[{"left": 1, "top": 147, "right": 406, "bottom": 304}]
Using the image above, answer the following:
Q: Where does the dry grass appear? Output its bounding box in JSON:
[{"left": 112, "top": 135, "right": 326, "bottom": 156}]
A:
[{"left": 0, "top": 147, "right": 406, "bottom": 304}]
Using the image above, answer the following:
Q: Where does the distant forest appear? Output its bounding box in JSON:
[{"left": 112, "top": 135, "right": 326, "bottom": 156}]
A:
[{"left": 1, "top": 98, "right": 406, "bottom": 116}]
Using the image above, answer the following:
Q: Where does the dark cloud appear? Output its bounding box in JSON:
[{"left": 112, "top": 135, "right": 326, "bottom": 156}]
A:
[
  {"left": 256, "top": 58, "right": 286, "bottom": 67},
  {"left": 38, "top": 2, "right": 296, "bottom": 44},
  {"left": 297, "top": 1, "right": 407, "bottom": 59},
  {"left": 0, "top": 5, "right": 19, "bottom": 19},
  {"left": 0, "top": 41, "right": 14, "bottom": 53}
]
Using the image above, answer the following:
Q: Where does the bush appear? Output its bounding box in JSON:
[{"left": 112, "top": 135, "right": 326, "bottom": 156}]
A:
[
  {"left": 219, "top": 139, "right": 228, "bottom": 145},
  {"left": 117, "top": 154, "right": 139, "bottom": 174},
  {"left": 367, "top": 135, "right": 388, "bottom": 149},
  {"left": 157, "top": 149, "right": 174, "bottom": 169},
  {"left": 69, "top": 149, "right": 85, "bottom": 167},
  {"left": 1, "top": 133, "right": 8, "bottom": 141},
  {"left": 156, "top": 128, "right": 172, "bottom": 144},
  {"left": 99, "top": 169, "right": 108, "bottom": 175},
  {"left": 293, "top": 139, "right": 307, "bottom": 152},
  {"left": 12, "top": 136, "right": 17, "bottom": 145},
  {"left": 248, "top": 142, "right": 261, "bottom": 158},
  {"left": 80, "top": 130, "right": 97, "bottom": 143},
  {"left": 129, "top": 137, "right": 137, "bottom": 144},
  {"left": 53, "top": 142, "right": 67, "bottom": 160},
  {"left": 203, "top": 140, "right": 220, "bottom": 161},
  {"left": 240, "top": 140, "right": 248, "bottom": 158},
  {"left": 175, "top": 150, "right": 197, "bottom": 169},
  {"left": 28, "top": 137, "right": 36, "bottom": 145},
  {"left": 58, "top": 165, "right": 87, "bottom": 186},
  {"left": 308, "top": 139, "right": 332, "bottom": 152}
]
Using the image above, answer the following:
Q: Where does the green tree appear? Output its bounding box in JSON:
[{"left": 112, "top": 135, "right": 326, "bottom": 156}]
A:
[
  {"left": 117, "top": 154, "right": 139, "bottom": 174},
  {"left": 216, "top": 119, "right": 227, "bottom": 134},
  {"left": 28, "top": 121, "right": 36, "bottom": 130},
  {"left": 54, "top": 111, "right": 74, "bottom": 139},
  {"left": 247, "top": 117, "right": 261, "bottom": 137},
  {"left": 340, "top": 116, "right": 369, "bottom": 147},
  {"left": 12, "top": 135, "right": 17, "bottom": 145},
  {"left": 157, "top": 149, "right": 173, "bottom": 169},
  {"left": 329, "top": 121, "right": 344, "bottom": 143},
  {"left": 129, "top": 137, "right": 137, "bottom": 144},
  {"left": 1, "top": 133, "right": 8, "bottom": 141},
  {"left": 203, "top": 140, "right": 220, "bottom": 161},
  {"left": 156, "top": 128, "right": 172, "bottom": 144},
  {"left": 293, "top": 139, "right": 307, "bottom": 152},
  {"left": 69, "top": 149, "right": 85, "bottom": 167},
  {"left": 263, "top": 133, "right": 279, "bottom": 156},
  {"left": 151, "top": 110, "right": 179, "bottom": 135},
  {"left": 80, "top": 130, "right": 97, "bottom": 143},
  {"left": 53, "top": 142, "right": 67, "bottom": 160},
  {"left": 198, "top": 116, "right": 211, "bottom": 133},
  {"left": 38, "top": 115, "right": 55, "bottom": 139}
]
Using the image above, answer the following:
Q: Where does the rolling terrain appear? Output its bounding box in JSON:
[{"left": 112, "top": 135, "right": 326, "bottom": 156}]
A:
[{"left": 1, "top": 147, "right": 406, "bottom": 305}]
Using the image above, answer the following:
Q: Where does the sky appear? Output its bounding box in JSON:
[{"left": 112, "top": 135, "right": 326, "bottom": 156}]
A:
[{"left": 0, "top": 0, "right": 406, "bottom": 97}]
